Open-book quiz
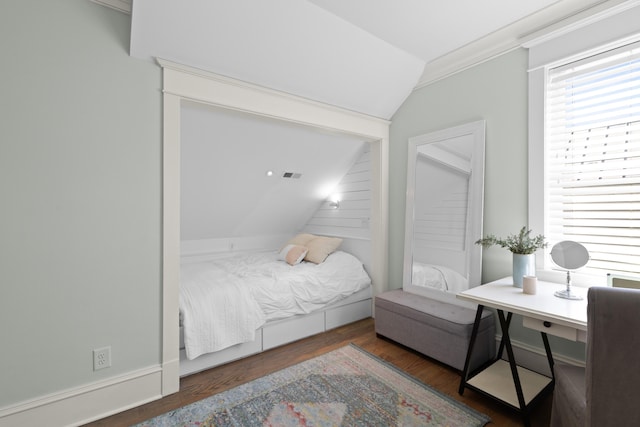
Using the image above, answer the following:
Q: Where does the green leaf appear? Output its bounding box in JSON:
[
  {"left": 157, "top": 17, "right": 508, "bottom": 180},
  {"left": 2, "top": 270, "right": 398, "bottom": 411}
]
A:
[{"left": 475, "top": 226, "right": 547, "bottom": 254}]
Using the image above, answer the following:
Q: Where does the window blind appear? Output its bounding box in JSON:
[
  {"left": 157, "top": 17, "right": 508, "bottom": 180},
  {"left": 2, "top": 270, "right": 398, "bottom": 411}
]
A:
[{"left": 545, "top": 40, "right": 640, "bottom": 276}]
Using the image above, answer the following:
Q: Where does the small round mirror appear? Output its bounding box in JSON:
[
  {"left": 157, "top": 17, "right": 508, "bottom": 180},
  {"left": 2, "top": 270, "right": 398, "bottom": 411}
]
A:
[
  {"left": 551, "top": 241, "right": 589, "bottom": 300},
  {"left": 550, "top": 241, "right": 590, "bottom": 270}
]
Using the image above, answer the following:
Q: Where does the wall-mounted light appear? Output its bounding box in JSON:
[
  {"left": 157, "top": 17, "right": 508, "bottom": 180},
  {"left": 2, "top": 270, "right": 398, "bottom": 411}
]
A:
[{"left": 328, "top": 194, "right": 341, "bottom": 209}]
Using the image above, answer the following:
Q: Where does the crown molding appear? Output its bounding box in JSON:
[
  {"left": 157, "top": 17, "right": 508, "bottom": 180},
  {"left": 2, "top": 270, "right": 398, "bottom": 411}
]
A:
[
  {"left": 521, "top": 0, "right": 640, "bottom": 48},
  {"left": 414, "top": 0, "right": 634, "bottom": 89},
  {"left": 90, "top": 0, "right": 131, "bottom": 14},
  {"left": 156, "top": 58, "right": 391, "bottom": 127}
]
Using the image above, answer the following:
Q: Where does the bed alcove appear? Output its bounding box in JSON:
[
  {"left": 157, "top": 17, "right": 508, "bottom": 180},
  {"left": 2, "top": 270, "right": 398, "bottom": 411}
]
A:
[{"left": 159, "top": 59, "right": 390, "bottom": 395}]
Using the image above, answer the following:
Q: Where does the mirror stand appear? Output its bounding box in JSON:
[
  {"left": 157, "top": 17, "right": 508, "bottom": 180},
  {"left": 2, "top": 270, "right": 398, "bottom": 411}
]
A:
[{"left": 554, "top": 270, "right": 583, "bottom": 300}]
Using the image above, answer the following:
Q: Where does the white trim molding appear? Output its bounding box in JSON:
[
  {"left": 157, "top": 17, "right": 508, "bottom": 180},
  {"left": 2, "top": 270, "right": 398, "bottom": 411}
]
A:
[
  {"left": 0, "top": 367, "right": 161, "bottom": 427},
  {"left": 416, "top": 0, "right": 636, "bottom": 88},
  {"left": 527, "top": 1, "right": 640, "bottom": 282},
  {"left": 497, "top": 336, "right": 585, "bottom": 377},
  {"left": 161, "top": 90, "right": 181, "bottom": 397},
  {"left": 157, "top": 60, "right": 390, "bottom": 135},
  {"left": 159, "top": 58, "right": 390, "bottom": 395},
  {"left": 522, "top": 0, "right": 640, "bottom": 51}
]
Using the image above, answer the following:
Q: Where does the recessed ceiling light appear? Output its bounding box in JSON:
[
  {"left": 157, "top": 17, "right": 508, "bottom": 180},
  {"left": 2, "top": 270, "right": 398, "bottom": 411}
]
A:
[{"left": 266, "top": 170, "right": 274, "bottom": 177}]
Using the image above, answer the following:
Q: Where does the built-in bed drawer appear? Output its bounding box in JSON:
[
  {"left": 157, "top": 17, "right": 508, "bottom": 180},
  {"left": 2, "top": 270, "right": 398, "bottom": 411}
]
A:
[{"left": 263, "top": 311, "right": 325, "bottom": 350}]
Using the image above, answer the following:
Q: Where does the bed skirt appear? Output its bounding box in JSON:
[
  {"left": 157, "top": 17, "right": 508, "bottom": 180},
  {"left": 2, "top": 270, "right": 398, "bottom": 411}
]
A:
[{"left": 179, "top": 286, "right": 373, "bottom": 376}]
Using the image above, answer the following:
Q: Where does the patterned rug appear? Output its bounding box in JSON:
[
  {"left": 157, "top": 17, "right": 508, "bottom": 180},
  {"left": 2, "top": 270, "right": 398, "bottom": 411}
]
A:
[{"left": 135, "top": 344, "right": 490, "bottom": 426}]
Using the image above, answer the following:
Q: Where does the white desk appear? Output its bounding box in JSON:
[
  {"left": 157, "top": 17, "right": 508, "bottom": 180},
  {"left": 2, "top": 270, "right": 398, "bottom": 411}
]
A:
[
  {"left": 459, "top": 277, "right": 588, "bottom": 342},
  {"left": 456, "top": 277, "right": 588, "bottom": 427}
]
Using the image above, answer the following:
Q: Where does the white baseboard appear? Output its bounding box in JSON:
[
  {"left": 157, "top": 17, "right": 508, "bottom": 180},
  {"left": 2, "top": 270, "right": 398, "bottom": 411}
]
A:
[
  {"left": 0, "top": 366, "right": 162, "bottom": 427},
  {"left": 162, "top": 358, "right": 180, "bottom": 396},
  {"left": 497, "top": 335, "right": 585, "bottom": 377}
]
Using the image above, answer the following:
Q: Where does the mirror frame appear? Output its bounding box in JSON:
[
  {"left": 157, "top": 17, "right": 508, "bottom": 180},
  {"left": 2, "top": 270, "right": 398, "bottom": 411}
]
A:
[{"left": 403, "top": 120, "right": 486, "bottom": 292}]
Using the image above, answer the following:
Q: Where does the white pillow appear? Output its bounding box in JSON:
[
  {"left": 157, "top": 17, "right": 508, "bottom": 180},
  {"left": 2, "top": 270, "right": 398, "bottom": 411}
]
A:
[{"left": 278, "top": 244, "right": 308, "bottom": 266}]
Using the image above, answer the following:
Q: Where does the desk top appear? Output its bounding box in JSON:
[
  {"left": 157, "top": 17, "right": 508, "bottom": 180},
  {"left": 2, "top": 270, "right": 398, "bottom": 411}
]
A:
[{"left": 457, "top": 277, "right": 588, "bottom": 330}]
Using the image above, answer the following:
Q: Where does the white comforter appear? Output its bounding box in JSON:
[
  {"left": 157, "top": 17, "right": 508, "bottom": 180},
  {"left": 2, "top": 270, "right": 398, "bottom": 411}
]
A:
[{"left": 180, "top": 250, "right": 371, "bottom": 359}]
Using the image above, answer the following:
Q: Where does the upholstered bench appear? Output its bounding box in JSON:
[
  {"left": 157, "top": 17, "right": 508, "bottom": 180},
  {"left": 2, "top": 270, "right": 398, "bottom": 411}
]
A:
[{"left": 375, "top": 289, "right": 495, "bottom": 372}]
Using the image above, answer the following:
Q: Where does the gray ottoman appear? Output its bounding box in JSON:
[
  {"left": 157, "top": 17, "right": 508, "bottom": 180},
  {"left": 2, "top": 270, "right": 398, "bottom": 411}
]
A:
[{"left": 375, "top": 290, "right": 495, "bottom": 372}]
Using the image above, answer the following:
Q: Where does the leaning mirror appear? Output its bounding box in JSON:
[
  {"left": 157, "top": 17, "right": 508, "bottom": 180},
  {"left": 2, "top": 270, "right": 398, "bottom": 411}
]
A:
[{"left": 403, "top": 120, "right": 486, "bottom": 302}]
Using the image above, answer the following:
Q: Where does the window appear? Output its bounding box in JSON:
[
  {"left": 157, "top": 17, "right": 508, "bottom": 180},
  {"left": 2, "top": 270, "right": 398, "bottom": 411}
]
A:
[{"left": 543, "top": 41, "right": 640, "bottom": 277}]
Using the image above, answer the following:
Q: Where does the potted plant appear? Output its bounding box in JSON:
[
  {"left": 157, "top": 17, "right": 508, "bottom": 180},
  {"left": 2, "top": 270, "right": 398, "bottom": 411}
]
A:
[{"left": 476, "top": 226, "right": 547, "bottom": 287}]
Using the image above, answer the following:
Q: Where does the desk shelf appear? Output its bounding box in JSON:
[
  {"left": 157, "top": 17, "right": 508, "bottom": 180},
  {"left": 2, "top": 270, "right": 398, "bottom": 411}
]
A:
[{"left": 466, "top": 360, "right": 552, "bottom": 408}]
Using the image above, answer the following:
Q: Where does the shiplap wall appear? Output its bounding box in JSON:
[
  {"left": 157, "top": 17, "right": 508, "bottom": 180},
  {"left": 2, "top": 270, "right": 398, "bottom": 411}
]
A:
[
  {"left": 413, "top": 155, "right": 469, "bottom": 253},
  {"left": 411, "top": 154, "right": 470, "bottom": 275},
  {"left": 180, "top": 145, "right": 372, "bottom": 261},
  {"left": 303, "top": 144, "right": 371, "bottom": 240}
]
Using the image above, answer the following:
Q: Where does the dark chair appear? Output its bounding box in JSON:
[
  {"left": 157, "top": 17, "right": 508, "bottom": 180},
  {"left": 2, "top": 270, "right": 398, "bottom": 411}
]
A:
[{"left": 550, "top": 286, "right": 640, "bottom": 426}]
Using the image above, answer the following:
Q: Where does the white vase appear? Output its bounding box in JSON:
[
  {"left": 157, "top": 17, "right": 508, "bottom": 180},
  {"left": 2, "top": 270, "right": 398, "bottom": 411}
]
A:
[{"left": 512, "top": 253, "right": 535, "bottom": 288}]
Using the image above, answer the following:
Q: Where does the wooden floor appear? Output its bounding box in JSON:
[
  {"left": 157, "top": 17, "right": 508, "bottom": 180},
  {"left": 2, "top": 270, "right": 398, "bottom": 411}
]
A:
[{"left": 83, "top": 318, "right": 552, "bottom": 426}]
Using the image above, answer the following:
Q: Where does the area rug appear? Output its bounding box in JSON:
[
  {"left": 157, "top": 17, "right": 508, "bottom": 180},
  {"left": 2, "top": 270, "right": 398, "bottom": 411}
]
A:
[{"left": 135, "top": 344, "right": 490, "bottom": 426}]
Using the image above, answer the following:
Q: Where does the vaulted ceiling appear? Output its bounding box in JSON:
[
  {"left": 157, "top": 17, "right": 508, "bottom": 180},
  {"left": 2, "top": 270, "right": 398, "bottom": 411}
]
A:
[
  {"left": 124, "top": 0, "right": 622, "bottom": 119},
  {"left": 179, "top": 102, "right": 367, "bottom": 240}
]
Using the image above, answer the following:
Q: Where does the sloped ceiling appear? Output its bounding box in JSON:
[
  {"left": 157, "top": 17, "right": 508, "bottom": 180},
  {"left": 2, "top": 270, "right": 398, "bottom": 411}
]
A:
[
  {"left": 127, "top": 0, "right": 618, "bottom": 119},
  {"left": 180, "top": 102, "right": 367, "bottom": 240},
  {"left": 308, "top": 0, "right": 558, "bottom": 67},
  {"left": 130, "top": 0, "right": 424, "bottom": 119}
]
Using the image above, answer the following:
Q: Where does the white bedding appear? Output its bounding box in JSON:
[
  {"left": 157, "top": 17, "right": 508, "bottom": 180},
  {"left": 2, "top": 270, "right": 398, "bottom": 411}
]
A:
[
  {"left": 411, "top": 262, "right": 468, "bottom": 294},
  {"left": 180, "top": 250, "right": 371, "bottom": 360}
]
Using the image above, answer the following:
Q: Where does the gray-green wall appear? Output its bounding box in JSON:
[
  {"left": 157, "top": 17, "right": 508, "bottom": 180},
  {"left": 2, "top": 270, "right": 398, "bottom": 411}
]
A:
[
  {"left": 389, "top": 49, "right": 586, "bottom": 361},
  {"left": 0, "top": 0, "right": 162, "bottom": 406},
  {"left": 0, "top": 0, "right": 586, "bottom": 414}
]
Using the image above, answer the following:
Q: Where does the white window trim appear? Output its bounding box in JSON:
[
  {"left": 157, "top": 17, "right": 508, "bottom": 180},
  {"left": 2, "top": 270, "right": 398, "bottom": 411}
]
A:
[{"left": 527, "top": 4, "right": 640, "bottom": 287}]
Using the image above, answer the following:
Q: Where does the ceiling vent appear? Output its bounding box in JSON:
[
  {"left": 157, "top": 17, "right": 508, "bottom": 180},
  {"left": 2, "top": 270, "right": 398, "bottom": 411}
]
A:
[{"left": 282, "top": 172, "right": 302, "bottom": 179}]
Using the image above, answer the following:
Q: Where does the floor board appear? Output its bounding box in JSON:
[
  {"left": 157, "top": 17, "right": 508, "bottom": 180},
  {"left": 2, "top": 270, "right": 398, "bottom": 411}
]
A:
[{"left": 83, "top": 318, "right": 552, "bottom": 426}]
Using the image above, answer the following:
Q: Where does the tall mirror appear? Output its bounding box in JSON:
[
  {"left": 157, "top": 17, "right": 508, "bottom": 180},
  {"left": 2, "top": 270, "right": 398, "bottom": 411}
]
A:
[{"left": 403, "top": 120, "right": 486, "bottom": 302}]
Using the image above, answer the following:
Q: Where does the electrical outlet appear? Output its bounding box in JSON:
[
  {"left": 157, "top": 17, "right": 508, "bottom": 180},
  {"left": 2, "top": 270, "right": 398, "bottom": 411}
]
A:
[{"left": 93, "top": 346, "right": 111, "bottom": 371}]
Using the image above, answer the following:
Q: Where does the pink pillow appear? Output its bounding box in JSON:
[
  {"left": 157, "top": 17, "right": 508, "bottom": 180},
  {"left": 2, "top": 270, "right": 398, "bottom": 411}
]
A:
[
  {"left": 304, "top": 236, "right": 343, "bottom": 264},
  {"left": 278, "top": 244, "right": 308, "bottom": 266},
  {"left": 283, "top": 233, "right": 316, "bottom": 248}
]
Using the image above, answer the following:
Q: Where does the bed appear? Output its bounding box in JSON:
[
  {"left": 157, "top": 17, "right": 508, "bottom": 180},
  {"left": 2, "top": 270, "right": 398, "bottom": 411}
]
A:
[{"left": 179, "top": 234, "right": 373, "bottom": 376}]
